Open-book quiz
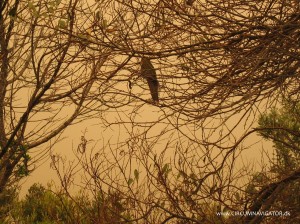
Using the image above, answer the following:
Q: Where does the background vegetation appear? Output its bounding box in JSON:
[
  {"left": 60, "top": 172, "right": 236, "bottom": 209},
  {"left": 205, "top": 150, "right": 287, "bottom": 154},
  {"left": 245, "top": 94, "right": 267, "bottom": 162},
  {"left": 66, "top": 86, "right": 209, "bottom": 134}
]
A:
[{"left": 0, "top": 0, "right": 300, "bottom": 223}]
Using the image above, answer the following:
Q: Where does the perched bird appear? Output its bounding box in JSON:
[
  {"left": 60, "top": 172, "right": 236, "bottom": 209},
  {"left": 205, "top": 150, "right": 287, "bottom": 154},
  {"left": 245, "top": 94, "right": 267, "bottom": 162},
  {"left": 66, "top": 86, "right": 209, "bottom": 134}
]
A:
[{"left": 141, "top": 57, "right": 159, "bottom": 103}]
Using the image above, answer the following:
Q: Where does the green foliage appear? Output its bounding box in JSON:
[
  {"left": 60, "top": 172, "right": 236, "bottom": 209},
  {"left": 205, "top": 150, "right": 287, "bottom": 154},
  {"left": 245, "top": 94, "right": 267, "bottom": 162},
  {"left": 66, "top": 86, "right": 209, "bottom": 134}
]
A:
[
  {"left": 0, "top": 187, "right": 18, "bottom": 223},
  {"left": 258, "top": 100, "right": 300, "bottom": 172},
  {"left": 16, "top": 183, "right": 66, "bottom": 223},
  {"left": 2, "top": 183, "right": 128, "bottom": 223},
  {"left": 5, "top": 183, "right": 77, "bottom": 223},
  {"left": 245, "top": 99, "right": 300, "bottom": 222},
  {"left": 16, "top": 145, "right": 31, "bottom": 177},
  {"left": 27, "top": 1, "right": 38, "bottom": 17}
]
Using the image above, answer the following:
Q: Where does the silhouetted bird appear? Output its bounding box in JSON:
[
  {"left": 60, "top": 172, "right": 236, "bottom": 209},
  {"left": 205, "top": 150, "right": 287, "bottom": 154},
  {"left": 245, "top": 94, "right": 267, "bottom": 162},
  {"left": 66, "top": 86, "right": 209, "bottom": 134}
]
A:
[{"left": 141, "top": 57, "right": 159, "bottom": 103}]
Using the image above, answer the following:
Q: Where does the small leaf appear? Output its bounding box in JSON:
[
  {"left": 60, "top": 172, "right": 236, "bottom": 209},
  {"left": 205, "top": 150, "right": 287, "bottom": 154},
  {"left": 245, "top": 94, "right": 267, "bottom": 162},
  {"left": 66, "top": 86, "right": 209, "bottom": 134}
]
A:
[
  {"left": 162, "top": 164, "right": 169, "bottom": 174},
  {"left": 128, "top": 80, "right": 132, "bottom": 89},
  {"left": 179, "top": 170, "right": 187, "bottom": 177},
  {"left": 28, "top": 2, "right": 35, "bottom": 10},
  {"left": 95, "top": 11, "right": 101, "bottom": 20},
  {"left": 78, "top": 34, "right": 88, "bottom": 40},
  {"left": 48, "top": 7, "right": 54, "bottom": 13},
  {"left": 127, "top": 178, "right": 134, "bottom": 186},
  {"left": 134, "top": 169, "right": 139, "bottom": 181},
  {"left": 106, "top": 28, "right": 117, "bottom": 33},
  {"left": 87, "top": 28, "right": 92, "bottom": 35},
  {"left": 58, "top": 19, "right": 67, "bottom": 29},
  {"left": 32, "top": 10, "right": 38, "bottom": 18},
  {"left": 9, "top": 8, "right": 17, "bottom": 17},
  {"left": 181, "top": 65, "right": 190, "bottom": 71},
  {"left": 190, "top": 173, "right": 197, "bottom": 180},
  {"left": 41, "top": 12, "right": 48, "bottom": 18},
  {"left": 102, "top": 19, "right": 108, "bottom": 28},
  {"left": 234, "top": 192, "right": 240, "bottom": 201}
]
